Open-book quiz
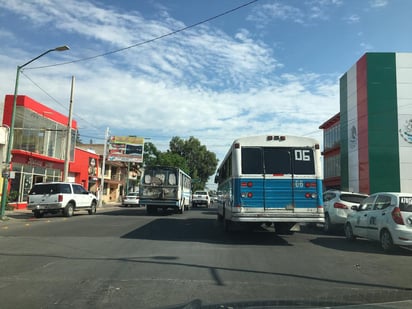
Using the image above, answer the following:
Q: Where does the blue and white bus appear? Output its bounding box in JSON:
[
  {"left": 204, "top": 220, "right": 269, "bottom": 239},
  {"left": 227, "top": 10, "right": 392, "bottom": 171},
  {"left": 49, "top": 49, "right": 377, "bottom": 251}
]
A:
[
  {"left": 215, "top": 135, "right": 324, "bottom": 233},
  {"left": 140, "top": 166, "right": 191, "bottom": 214}
]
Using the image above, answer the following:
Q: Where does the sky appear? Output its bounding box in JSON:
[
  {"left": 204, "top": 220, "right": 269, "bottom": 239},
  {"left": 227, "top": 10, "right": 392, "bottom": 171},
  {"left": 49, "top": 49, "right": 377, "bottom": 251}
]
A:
[{"left": 1, "top": 0, "right": 412, "bottom": 186}]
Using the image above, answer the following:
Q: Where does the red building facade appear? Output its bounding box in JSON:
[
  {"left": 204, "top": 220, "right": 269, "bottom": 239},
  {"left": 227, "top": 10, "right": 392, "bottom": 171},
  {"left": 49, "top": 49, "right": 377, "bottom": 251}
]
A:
[
  {"left": 319, "top": 113, "right": 341, "bottom": 190},
  {"left": 2, "top": 95, "right": 98, "bottom": 206}
]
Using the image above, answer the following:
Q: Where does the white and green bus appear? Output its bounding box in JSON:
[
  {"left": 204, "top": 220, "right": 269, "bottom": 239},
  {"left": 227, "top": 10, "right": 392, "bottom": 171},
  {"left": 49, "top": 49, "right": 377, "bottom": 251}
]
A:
[{"left": 140, "top": 166, "right": 191, "bottom": 215}]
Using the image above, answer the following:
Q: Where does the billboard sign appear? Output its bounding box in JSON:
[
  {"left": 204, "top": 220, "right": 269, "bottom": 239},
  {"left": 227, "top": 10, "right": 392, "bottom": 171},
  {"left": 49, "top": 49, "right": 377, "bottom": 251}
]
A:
[{"left": 108, "top": 136, "right": 144, "bottom": 163}]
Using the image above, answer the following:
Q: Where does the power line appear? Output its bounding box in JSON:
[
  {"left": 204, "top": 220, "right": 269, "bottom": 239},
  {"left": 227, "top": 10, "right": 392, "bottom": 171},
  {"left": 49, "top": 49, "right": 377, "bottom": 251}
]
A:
[
  {"left": 26, "top": 0, "right": 259, "bottom": 70},
  {"left": 20, "top": 71, "right": 103, "bottom": 135}
]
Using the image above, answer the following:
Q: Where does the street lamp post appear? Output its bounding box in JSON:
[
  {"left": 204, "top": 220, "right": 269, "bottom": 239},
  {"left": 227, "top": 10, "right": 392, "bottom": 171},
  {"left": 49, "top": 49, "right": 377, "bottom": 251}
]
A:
[{"left": 0, "top": 45, "right": 70, "bottom": 220}]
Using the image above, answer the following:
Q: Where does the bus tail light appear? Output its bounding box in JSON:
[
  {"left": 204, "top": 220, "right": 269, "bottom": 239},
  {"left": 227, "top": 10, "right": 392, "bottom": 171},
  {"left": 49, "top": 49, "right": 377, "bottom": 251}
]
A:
[
  {"left": 241, "top": 182, "right": 253, "bottom": 187},
  {"left": 305, "top": 193, "right": 317, "bottom": 199},
  {"left": 304, "top": 182, "right": 316, "bottom": 188},
  {"left": 391, "top": 207, "right": 404, "bottom": 225},
  {"left": 241, "top": 192, "right": 253, "bottom": 198}
]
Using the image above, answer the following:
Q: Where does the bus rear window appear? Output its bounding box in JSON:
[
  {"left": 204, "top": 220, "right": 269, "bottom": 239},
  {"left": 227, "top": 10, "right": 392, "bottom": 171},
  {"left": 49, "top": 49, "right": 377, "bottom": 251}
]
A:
[{"left": 241, "top": 147, "right": 315, "bottom": 175}]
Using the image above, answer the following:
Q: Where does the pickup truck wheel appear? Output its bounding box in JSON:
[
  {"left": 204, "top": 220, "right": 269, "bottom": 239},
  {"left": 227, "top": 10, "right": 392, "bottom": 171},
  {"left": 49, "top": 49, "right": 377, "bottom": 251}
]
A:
[
  {"left": 88, "top": 201, "right": 97, "bottom": 215},
  {"left": 64, "top": 203, "right": 74, "bottom": 217},
  {"left": 33, "top": 211, "right": 44, "bottom": 218}
]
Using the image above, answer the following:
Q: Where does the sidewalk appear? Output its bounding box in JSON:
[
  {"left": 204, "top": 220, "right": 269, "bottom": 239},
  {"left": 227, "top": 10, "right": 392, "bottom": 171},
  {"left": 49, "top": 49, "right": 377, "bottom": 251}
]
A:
[{"left": 1, "top": 202, "right": 121, "bottom": 222}]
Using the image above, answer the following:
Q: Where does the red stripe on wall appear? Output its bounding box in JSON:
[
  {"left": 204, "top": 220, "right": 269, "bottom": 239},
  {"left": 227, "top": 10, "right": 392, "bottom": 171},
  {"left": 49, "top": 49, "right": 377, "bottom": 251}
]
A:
[
  {"left": 356, "top": 54, "right": 370, "bottom": 194},
  {"left": 4, "top": 95, "right": 78, "bottom": 129}
]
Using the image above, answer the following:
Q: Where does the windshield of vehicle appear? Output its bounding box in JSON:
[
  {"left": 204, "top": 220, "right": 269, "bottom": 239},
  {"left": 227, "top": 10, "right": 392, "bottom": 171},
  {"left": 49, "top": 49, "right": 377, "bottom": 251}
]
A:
[
  {"left": 143, "top": 168, "right": 177, "bottom": 186},
  {"left": 340, "top": 194, "right": 367, "bottom": 204},
  {"left": 399, "top": 197, "right": 412, "bottom": 212},
  {"left": 241, "top": 147, "right": 315, "bottom": 175}
]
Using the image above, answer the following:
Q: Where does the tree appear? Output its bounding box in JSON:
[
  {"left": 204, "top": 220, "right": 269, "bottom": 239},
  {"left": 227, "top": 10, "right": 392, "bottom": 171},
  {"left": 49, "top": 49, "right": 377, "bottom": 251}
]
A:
[
  {"left": 157, "top": 151, "right": 189, "bottom": 174},
  {"left": 75, "top": 130, "right": 83, "bottom": 145},
  {"left": 142, "top": 137, "right": 218, "bottom": 191},
  {"left": 169, "top": 136, "right": 218, "bottom": 191},
  {"left": 143, "top": 142, "right": 160, "bottom": 167}
]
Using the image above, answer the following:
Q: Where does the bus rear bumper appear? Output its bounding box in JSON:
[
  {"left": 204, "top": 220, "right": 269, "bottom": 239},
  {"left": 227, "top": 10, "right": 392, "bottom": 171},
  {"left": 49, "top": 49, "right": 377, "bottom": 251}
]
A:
[{"left": 230, "top": 213, "right": 325, "bottom": 223}]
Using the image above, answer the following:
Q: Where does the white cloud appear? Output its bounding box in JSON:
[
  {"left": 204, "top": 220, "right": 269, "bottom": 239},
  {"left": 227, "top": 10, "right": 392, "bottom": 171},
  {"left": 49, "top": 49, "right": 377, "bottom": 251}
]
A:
[
  {"left": 247, "top": 0, "right": 343, "bottom": 25},
  {"left": 0, "top": 0, "right": 339, "bottom": 163},
  {"left": 369, "top": 0, "right": 388, "bottom": 8},
  {"left": 343, "top": 14, "right": 360, "bottom": 24}
]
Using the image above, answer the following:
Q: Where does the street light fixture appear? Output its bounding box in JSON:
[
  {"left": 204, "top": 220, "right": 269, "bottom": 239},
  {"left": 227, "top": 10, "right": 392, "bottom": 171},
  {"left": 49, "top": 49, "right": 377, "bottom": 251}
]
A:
[{"left": 0, "top": 45, "right": 70, "bottom": 220}]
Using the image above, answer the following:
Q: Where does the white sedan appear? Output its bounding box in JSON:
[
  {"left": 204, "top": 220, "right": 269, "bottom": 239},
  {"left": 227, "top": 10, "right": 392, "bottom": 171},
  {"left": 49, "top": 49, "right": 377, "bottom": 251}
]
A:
[
  {"left": 122, "top": 192, "right": 140, "bottom": 207},
  {"left": 344, "top": 192, "right": 412, "bottom": 252}
]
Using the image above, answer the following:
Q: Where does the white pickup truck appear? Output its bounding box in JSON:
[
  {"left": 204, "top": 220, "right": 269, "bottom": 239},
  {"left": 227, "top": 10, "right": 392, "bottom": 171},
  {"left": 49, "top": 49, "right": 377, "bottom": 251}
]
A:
[
  {"left": 27, "top": 182, "right": 97, "bottom": 218},
  {"left": 192, "top": 190, "right": 210, "bottom": 208}
]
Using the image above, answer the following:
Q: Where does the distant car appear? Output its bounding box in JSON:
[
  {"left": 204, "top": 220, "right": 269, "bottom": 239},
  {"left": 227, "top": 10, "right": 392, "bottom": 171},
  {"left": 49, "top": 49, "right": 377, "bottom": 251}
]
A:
[
  {"left": 122, "top": 192, "right": 140, "bottom": 207},
  {"left": 322, "top": 190, "right": 368, "bottom": 233},
  {"left": 344, "top": 192, "right": 412, "bottom": 252},
  {"left": 192, "top": 190, "right": 210, "bottom": 208}
]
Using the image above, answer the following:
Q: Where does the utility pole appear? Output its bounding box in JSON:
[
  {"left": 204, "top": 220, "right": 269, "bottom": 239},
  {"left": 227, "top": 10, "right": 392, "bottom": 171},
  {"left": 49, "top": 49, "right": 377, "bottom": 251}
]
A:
[
  {"left": 63, "top": 76, "right": 75, "bottom": 182},
  {"left": 99, "top": 127, "right": 109, "bottom": 207}
]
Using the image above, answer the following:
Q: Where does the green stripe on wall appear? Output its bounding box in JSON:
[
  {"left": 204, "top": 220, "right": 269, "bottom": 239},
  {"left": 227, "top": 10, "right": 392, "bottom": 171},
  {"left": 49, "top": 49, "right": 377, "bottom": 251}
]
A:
[
  {"left": 366, "top": 53, "right": 400, "bottom": 192},
  {"left": 340, "top": 73, "right": 349, "bottom": 190}
]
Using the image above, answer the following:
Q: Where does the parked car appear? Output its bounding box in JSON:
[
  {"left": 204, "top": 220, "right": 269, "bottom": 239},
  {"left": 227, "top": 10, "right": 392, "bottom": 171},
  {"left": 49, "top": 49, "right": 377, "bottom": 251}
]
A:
[
  {"left": 192, "top": 190, "right": 210, "bottom": 208},
  {"left": 344, "top": 192, "right": 412, "bottom": 252},
  {"left": 122, "top": 192, "right": 140, "bottom": 207},
  {"left": 322, "top": 190, "right": 368, "bottom": 233},
  {"left": 27, "top": 182, "right": 98, "bottom": 218}
]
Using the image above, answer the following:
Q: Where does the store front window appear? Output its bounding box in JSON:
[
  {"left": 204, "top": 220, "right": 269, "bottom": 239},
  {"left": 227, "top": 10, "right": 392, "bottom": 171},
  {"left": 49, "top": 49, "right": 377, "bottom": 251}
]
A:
[
  {"left": 13, "top": 106, "right": 76, "bottom": 160},
  {"left": 10, "top": 163, "right": 62, "bottom": 203}
]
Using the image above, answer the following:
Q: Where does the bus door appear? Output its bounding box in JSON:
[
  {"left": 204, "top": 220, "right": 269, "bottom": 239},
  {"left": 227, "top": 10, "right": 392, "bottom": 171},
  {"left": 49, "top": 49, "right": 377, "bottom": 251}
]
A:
[
  {"left": 241, "top": 147, "right": 294, "bottom": 210},
  {"left": 262, "top": 148, "right": 294, "bottom": 210}
]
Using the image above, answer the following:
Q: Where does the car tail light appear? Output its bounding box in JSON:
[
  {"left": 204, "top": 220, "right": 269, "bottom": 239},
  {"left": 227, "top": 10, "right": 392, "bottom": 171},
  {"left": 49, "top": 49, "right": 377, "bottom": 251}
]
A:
[
  {"left": 334, "top": 202, "right": 348, "bottom": 209},
  {"left": 58, "top": 194, "right": 63, "bottom": 202},
  {"left": 391, "top": 207, "right": 404, "bottom": 225}
]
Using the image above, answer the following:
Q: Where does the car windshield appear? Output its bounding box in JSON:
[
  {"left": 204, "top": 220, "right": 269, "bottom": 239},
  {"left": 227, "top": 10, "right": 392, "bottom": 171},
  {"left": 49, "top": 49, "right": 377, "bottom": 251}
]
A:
[{"left": 127, "top": 192, "right": 139, "bottom": 197}]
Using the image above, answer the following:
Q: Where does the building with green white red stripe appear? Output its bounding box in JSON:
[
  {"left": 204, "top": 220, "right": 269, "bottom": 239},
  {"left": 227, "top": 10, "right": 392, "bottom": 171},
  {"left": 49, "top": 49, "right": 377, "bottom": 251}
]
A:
[{"left": 339, "top": 52, "right": 412, "bottom": 194}]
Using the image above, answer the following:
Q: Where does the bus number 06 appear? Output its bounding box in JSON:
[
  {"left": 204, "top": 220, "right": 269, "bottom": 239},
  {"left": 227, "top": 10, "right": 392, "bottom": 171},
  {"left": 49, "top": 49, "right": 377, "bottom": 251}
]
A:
[{"left": 294, "top": 150, "right": 311, "bottom": 161}]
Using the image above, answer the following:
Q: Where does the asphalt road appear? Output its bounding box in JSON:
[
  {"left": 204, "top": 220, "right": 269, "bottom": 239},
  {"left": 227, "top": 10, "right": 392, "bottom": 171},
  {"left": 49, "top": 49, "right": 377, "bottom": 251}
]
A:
[{"left": 1, "top": 205, "right": 411, "bottom": 309}]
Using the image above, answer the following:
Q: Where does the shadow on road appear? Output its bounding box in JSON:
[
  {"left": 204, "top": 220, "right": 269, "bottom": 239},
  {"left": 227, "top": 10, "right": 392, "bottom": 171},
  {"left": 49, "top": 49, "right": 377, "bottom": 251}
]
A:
[
  {"left": 120, "top": 217, "right": 291, "bottom": 247},
  {"left": 310, "top": 236, "right": 412, "bottom": 256}
]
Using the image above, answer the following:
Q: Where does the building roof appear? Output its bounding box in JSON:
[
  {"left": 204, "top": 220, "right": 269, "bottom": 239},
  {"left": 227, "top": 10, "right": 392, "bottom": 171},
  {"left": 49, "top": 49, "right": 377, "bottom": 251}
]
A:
[{"left": 319, "top": 112, "right": 340, "bottom": 129}]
